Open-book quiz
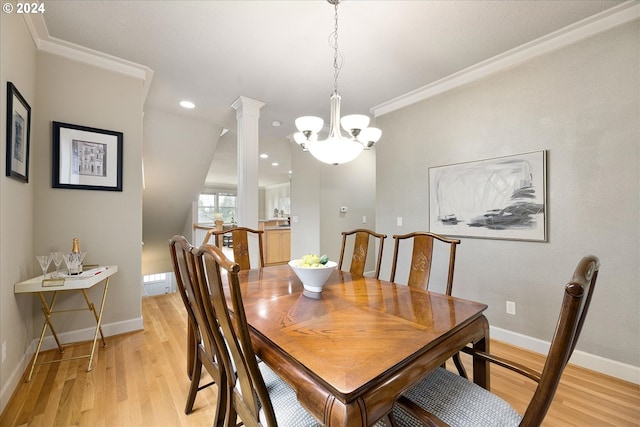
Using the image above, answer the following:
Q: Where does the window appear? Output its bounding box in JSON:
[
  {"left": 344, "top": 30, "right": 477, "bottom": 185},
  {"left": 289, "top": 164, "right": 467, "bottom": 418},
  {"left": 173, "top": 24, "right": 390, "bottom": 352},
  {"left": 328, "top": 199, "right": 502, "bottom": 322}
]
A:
[
  {"left": 198, "top": 194, "right": 217, "bottom": 223},
  {"left": 198, "top": 193, "right": 237, "bottom": 224},
  {"left": 218, "top": 194, "right": 237, "bottom": 223},
  {"left": 143, "top": 273, "right": 167, "bottom": 283}
]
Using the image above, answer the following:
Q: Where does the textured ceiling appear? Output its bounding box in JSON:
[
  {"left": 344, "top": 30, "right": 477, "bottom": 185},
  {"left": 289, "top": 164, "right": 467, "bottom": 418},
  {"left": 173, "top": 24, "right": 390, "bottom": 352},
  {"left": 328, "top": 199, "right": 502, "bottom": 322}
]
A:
[{"left": 42, "top": 0, "right": 626, "bottom": 187}]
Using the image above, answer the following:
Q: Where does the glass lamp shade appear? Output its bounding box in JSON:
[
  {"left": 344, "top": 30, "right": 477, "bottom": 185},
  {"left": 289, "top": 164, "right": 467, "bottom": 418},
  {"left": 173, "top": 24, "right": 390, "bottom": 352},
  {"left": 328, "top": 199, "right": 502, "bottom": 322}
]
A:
[
  {"left": 295, "top": 116, "right": 324, "bottom": 134},
  {"left": 357, "top": 127, "right": 382, "bottom": 148},
  {"left": 293, "top": 132, "right": 307, "bottom": 146},
  {"left": 307, "top": 136, "right": 364, "bottom": 165},
  {"left": 340, "top": 114, "right": 370, "bottom": 136}
]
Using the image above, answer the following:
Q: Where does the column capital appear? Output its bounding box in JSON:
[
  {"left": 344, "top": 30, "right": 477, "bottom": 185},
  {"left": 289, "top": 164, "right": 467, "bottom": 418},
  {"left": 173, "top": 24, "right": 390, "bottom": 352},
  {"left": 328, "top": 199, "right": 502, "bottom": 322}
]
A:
[{"left": 231, "top": 96, "right": 265, "bottom": 116}]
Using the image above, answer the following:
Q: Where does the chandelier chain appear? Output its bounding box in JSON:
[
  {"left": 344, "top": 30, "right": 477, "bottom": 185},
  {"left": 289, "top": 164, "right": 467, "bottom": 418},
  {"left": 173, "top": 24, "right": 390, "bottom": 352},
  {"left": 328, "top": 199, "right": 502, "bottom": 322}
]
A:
[{"left": 332, "top": 1, "right": 340, "bottom": 95}]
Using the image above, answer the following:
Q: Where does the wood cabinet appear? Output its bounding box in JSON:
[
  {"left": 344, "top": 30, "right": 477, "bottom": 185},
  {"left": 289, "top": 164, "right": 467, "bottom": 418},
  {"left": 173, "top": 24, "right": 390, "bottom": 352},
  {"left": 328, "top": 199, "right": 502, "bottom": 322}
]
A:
[{"left": 264, "top": 228, "right": 291, "bottom": 266}]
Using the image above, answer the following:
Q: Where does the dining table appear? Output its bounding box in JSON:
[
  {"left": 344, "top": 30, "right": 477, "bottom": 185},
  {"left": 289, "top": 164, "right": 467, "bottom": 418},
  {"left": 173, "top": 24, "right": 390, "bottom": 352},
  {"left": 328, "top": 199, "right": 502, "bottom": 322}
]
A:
[{"left": 229, "top": 264, "right": 490, "bottom": 427}]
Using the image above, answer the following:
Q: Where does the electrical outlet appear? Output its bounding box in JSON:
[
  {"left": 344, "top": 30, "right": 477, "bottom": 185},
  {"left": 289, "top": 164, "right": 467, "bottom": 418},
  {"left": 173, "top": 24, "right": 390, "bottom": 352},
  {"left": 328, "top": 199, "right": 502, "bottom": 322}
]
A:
[
  {"left": 2, "top": 341, "right": 6, "bottom": 364},
  {"left": 362, "top": 215, "right": 367, "bottom": 224},
  {"left": 397, "top": 216, "right": 403, "bottom": 226},
  {"left": 506, "top": 301, "right": 516, "bottom": 315}
]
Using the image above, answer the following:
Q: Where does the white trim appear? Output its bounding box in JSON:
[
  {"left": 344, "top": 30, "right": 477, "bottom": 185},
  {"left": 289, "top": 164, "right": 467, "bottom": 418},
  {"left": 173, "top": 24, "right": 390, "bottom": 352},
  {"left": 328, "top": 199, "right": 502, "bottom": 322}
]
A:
[
  {"left": 491, "top": 326, "right": 640, "bottom": 385},
  {"left": 22, "top": 14, "right": 154, "bottom": 101},
  {"left": 0, "top": 349, "right": 29, "bottom": 415},
  {"left": 372, "top": 1, "right": 640, "bottom": 117}
]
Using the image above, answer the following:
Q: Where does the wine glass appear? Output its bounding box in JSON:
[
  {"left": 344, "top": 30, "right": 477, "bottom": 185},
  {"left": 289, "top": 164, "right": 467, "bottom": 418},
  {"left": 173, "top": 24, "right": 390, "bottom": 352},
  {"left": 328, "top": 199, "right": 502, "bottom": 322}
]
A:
[
  {"left": 36, "top": 255, "right": 52, "bottom": 278},
  {"left": 51, "top": 252, "right": 64, "bottom": 277},
  {"left": 62, "top": 253, "right": 74, "bottom": 275}
]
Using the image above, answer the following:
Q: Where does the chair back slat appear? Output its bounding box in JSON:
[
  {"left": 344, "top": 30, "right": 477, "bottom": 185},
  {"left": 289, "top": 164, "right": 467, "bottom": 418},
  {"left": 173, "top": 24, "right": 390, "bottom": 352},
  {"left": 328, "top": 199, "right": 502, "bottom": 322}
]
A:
[
  {"left": 521, "top": 255, "right": 600, "bottom": 426},
  {"left": 193, "top": 243, "right": 277, "bottom": 427},
  {"left": 338, "top": 229, "right": 387, "bottom": 279},
  {"left": 390, "top": 231, "right": 460, "bottom": 293},
  {"left": 168, "top": 236, "right": 200, "bottom": 376},
  {"left": 206, "top": 226, "right": 265, "bottom": 270}
]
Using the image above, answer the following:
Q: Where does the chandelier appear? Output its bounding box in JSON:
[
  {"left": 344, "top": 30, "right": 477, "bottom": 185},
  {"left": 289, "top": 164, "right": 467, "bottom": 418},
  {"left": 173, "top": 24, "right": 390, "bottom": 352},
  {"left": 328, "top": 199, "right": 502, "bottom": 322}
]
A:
[{"left": 294, "top": 0, "right": 381, "bottom": 165}]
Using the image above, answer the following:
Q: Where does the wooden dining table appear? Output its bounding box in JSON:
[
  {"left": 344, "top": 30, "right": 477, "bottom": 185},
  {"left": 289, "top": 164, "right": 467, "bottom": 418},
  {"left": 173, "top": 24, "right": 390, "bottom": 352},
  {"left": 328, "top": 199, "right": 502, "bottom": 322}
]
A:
[{"left": 231, "top": 264, "right": 490, "bottom": 427}]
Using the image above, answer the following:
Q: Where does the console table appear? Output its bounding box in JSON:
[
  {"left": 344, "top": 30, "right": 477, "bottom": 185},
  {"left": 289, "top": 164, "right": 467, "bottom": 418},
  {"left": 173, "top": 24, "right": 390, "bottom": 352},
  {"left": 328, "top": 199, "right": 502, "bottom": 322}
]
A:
[{"left": 14, "top": 265, "right": 118, "bottom": 381}]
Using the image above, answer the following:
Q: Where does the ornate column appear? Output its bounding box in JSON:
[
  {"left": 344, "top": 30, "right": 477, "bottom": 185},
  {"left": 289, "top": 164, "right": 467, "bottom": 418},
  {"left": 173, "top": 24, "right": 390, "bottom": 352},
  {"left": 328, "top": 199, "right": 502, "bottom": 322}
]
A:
[{"left": 231, "top": 96, "right": 265, "bottom": 265}]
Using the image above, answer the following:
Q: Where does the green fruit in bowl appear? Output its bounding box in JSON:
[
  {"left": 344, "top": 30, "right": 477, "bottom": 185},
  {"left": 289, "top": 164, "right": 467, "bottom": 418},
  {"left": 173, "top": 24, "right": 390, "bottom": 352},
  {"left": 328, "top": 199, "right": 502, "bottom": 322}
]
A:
[{"left": 296, "top": 254, "right": 329, "bottom": 268}]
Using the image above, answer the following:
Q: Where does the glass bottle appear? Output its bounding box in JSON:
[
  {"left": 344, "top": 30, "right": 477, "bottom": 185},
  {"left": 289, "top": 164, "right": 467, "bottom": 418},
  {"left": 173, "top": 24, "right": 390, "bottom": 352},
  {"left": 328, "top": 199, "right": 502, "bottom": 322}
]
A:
[
  {"left": 71, "top": 237, "right": 80, "bottom": 253},
  {"left": 70, "top": 238, "right": 82, "bottom": 274}
]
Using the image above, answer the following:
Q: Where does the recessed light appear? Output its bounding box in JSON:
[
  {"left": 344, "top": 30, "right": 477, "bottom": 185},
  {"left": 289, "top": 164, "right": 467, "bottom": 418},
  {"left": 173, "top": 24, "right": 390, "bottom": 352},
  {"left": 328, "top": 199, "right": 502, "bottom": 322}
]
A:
[
  {"left": 272, "top": 120, "right": 281, "bottom": 127},
  {"left": 180, "top": 100, "right": 195, "bottom": 109},
  {"left": 271, "top": 162, "right": 279, "bottom": 166},
  {"left": 260, "top": 153, "right": 269, "bottom": 159}
]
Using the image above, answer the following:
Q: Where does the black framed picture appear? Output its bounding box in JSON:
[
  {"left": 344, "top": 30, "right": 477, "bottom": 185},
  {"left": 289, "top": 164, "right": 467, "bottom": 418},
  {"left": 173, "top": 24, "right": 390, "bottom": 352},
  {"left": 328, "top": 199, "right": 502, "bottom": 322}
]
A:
[
  {"left": 52, "top": 121, "right": 123, "bottom": 191},
  {"left": 6, "top": 82, "right": 31, "bottom": 183}
]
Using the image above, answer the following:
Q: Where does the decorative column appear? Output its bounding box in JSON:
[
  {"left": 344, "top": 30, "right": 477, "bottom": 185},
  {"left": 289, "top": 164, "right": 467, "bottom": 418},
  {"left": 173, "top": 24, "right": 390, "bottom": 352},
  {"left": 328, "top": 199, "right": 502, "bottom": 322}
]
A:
[{"left": 231, "top": 96, "right": 264, "bottom": 265}]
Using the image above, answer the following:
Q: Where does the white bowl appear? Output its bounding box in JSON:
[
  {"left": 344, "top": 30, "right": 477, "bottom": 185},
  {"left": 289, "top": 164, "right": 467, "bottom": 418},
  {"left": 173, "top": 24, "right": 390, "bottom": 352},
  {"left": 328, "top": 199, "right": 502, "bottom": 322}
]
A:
[{"left": 288, "top": 260, "right": 337, "bottom": 292}]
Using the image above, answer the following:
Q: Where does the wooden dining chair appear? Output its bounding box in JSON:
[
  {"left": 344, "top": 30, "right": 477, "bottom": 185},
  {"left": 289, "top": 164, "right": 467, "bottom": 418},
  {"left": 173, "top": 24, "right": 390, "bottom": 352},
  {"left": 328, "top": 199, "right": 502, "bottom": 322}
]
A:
[
  {"left": 204, "top": 226, "right": 264, "bottom": 270},
  {"left": 390, "top": 231, "right": 461, "bottom": 294},
  {"left": 168, "top": 235, "right": 223, "bottom": 419},
  {"left": 192, "top": 243, "right": 324, "bottom": 426},
  {"left": 338, "top": 229, "right": 387, "bottom": 278},
  {"left": 394, "top": 255, "right": 601, "bottom": 427},
  {"left": 390, "top": 231, "right": 464, "bottom": 377}
]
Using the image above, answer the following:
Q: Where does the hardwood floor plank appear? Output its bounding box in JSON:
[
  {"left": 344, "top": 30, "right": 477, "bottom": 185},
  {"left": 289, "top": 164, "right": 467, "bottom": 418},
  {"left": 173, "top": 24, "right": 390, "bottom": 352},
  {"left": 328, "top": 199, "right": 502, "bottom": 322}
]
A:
[{"left": 1, "top": 292, "right": 638, "bottom": 426}]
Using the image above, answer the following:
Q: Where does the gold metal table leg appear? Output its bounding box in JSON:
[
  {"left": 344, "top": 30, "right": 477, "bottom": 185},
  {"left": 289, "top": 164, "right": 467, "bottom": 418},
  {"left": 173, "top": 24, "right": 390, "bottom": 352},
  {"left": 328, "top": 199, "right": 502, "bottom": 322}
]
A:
[
  {"left": 86, "top": 277, "right": 110, "bottom": 372},
  {"left": 27, "top": 292, "right": 65, "bottom": 382}
]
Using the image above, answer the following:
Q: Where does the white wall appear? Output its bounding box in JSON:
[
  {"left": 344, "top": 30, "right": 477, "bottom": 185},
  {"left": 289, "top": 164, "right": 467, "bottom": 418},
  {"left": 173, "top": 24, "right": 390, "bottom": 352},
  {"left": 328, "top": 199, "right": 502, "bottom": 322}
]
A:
[
  {"left": 291, "top": 145, "right": 378, "bottom": 272},
  {"left": 1, "top": 16, "right": 146, "bottom": 411},
  {"left": 0, "top": 12, "right": 37, "bottom": 413},
  {"left": 375, "top": 21, "right": 639, "bottom": 370},
  {"left": 32, "top": 52, "right": 144, "bottom": 335}
]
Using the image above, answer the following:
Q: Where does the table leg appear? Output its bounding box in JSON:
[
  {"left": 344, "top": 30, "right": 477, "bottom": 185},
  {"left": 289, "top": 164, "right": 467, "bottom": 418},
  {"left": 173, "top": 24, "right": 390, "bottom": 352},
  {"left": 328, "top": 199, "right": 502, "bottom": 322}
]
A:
[
  {"left": 472, "top": 315, "right": 491, "bottom": 390},
  {"left": 27, "top": 292, "right": 64, "bottom": 382},
  {"left": 86, "top": 277, "right": 110, "bottom": 372}
]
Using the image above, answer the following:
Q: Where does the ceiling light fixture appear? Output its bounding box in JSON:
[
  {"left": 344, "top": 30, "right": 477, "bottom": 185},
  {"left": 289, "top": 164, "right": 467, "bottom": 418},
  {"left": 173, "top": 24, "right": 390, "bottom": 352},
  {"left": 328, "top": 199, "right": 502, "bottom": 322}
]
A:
[
  {"left": 294, "top": 0, "right": 381, "bottom": 165},
  {"left": 180, "top": 100, "right": 195, "bottom": 109}
]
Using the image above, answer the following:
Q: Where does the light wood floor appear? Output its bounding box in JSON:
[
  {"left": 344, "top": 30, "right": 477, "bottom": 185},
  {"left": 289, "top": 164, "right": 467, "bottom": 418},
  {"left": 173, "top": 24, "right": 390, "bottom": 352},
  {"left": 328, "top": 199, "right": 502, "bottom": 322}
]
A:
[{"left": 1, "top": 292, "right": 638, "bottom": 426}]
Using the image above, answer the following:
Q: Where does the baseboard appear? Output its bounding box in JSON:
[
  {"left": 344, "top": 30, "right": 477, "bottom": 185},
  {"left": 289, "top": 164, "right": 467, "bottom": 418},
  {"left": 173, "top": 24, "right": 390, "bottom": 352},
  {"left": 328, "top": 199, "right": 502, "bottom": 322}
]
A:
[
  {"left": 0, "top": 316, "right": 143, "bottom": 415},
  {"left": 491, "top": 326, "right": 640, "bottom": 385},
  {"left": 0, "top": 350, "right": 30, "bottom": 415}
]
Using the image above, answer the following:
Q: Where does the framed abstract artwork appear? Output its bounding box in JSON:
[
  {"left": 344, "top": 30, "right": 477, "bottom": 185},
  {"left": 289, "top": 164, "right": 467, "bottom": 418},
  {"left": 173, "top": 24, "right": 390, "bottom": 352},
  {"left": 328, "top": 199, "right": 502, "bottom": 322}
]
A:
[
  {"left": 6, "top": 82, "right": 31, "bottom": 183},
  {"left": 429, "top": 150, "right": 547, "bottom": 242},
  {"left": 52, "top": 121, "right": 123, "bottom": 191}
]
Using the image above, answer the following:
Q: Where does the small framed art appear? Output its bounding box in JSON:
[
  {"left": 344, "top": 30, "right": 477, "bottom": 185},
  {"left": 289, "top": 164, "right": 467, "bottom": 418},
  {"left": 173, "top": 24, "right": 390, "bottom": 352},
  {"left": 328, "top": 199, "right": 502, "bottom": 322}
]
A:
[
  {"left": 6, "top": 82, "right": 31, "bottom": 183},
  {"left": 52, "top": 121, "right": 123, "bottom": 191}
]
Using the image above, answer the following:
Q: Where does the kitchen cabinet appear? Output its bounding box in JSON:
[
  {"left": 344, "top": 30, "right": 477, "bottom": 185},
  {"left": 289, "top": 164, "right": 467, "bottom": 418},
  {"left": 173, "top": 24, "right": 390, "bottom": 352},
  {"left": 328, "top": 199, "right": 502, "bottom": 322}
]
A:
[{"left": 264, "top": 228, "right": 291, "bottom": 266}]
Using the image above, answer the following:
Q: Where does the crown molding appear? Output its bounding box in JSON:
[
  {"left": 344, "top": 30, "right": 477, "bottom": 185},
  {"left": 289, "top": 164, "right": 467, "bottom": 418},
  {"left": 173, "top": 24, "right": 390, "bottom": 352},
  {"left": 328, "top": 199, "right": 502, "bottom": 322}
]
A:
[
  {"left": 23, "top": 14, "right": 154, "bottom": 102},
  {"left": 372, "top": 1, "right": 640, "bottom": 117}
]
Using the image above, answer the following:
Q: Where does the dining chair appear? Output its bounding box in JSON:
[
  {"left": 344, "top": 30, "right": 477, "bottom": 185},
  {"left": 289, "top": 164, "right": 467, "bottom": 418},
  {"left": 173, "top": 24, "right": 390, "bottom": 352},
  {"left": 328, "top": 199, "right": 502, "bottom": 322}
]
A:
[
  {"left": 389, "top": 231, "right": 466, "bottom": 377},
  {"left": 338, "top": 228, "right": 387, "bottom": 278},
  {"left": 192, "top": 243, "right": 324, "bottom": 426},
  {"left": 169, "top": 235, "right": 226, "bottom": 422},
  {"left": 394, "top": 255, "right": 601, "bottom": 427},
  {"left": 204, "top": 226, "right": 265, "bottom": 270}
]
